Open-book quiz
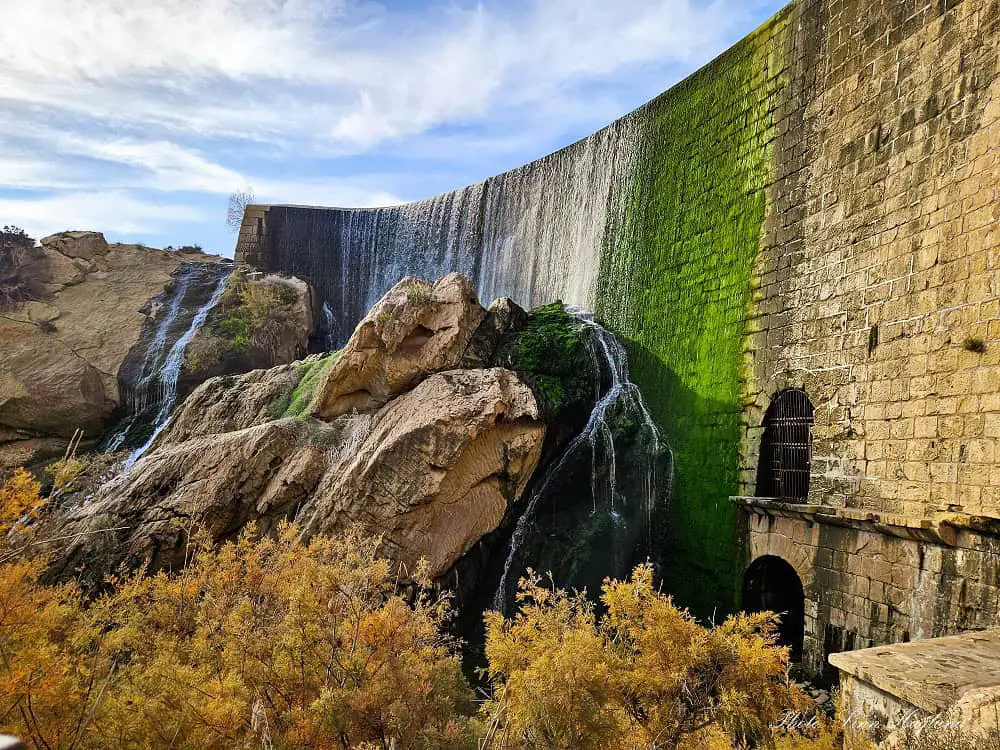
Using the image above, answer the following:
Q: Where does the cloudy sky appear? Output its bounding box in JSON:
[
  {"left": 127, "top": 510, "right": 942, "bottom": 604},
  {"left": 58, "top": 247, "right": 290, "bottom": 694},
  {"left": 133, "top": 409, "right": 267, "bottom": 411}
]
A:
[{"left": 1, "top": 0, "right": 784, "bottom": 256}]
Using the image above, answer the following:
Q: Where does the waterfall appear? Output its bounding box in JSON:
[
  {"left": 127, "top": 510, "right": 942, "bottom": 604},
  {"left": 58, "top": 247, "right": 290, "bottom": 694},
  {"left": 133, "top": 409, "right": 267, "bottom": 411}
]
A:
[
  {"left": 104, "top": 270, "right": 198, "bottom": 452},
  {"left": 492, "top": 311, "right": 672, "bottom": 612},
  {"left": 322, "top": 302, "right": 336, "bottom": 351},
  {"left": 105, "top": 263, "right": 232, "bottom": 456},
  {"left": 249, "top": 115, "right": 640, "bottom": 347},
  {"left": 123, "top": 269, "right": 231, "bottom": 469}
]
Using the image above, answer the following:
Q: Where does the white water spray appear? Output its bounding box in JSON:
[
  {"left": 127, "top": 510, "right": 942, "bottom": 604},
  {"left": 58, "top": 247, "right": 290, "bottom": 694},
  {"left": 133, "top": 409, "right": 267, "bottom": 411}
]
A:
[
  {"left": 492, "top": 311, "right": 669, "bottom": 611},
  {"left": 124, "top": 270, "right": 231, "bottom": 469}
]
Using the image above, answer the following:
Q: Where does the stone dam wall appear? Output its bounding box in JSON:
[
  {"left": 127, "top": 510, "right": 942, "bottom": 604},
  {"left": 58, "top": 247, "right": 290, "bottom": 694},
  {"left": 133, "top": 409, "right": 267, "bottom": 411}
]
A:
[{"left": 238, "top": 0, "right": 1000, "bottom": 675}]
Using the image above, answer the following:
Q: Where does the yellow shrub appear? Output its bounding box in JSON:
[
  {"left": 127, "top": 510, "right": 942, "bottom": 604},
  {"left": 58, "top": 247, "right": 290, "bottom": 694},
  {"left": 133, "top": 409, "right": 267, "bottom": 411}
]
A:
[
  {"left": 482, "top": 564, "right": 806, "bottom": 750},
  {"left": 0, "top": 467, "right": 44, "bottom": 535},
  {"left": 0, "top": 525, "right": 476, "bottom": 749}
]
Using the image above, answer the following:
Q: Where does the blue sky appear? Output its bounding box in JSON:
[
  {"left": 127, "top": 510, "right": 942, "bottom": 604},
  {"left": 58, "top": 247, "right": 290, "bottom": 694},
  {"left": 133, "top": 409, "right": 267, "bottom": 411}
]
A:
[{"left": 0, "top": 0, "right": 785, "bottom": 257}]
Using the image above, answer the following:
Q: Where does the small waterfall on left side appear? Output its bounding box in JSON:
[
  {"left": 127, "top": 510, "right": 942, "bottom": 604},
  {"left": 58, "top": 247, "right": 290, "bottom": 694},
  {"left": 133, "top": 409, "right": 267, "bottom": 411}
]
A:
[
  {"left": 322, "top": 302, "right": 336, "bottom": 350},
  {"left": 124, "top": 268, "right": 231, "bottom": 469},
  {"left": 492, "top": 312, "right": 672, "bottom": 612},
  {"left": 104, "top": 263, "right": 232, "bottom": 458}
]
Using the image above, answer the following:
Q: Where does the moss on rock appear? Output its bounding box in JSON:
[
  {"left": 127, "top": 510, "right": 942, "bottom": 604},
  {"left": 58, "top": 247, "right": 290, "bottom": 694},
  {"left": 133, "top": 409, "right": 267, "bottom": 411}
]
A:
[
  {"left": 280, "top": 352, "right": 339, "bottom": 418},
  {"left": 491, "top": 302, "right": 595, "bottom": 422}
]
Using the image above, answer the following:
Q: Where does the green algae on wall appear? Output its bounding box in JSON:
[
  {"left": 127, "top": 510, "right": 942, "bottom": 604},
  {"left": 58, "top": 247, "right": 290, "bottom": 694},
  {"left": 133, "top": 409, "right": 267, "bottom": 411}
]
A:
[{"left": 595, "top": 13, "right": 791, "bottom": 618}]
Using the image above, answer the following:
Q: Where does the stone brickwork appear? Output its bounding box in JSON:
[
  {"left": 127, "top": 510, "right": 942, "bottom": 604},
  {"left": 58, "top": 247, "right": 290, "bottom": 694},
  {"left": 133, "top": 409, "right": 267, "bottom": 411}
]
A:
[
  {"left": 747, "top": 0, "right": 1000, "bottom": 517},
  {"left": 742, "top": 500, "right": 1000, "bottom": 679},
  {"left": 738, "top": 0, "right": 1000, "bottom": 677}
]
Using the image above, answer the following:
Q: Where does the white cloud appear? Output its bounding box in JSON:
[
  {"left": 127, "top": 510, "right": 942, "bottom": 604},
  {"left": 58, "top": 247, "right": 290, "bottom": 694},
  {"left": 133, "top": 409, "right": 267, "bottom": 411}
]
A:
[
  {"left": 0, "top": 0, "right": 767, "bottom": 149},
  {"left": 0, "top": 0, "right": 778, "bottom": 246},
  {"left": 0, "top": 191, "right": 208, "bottom": 238}
]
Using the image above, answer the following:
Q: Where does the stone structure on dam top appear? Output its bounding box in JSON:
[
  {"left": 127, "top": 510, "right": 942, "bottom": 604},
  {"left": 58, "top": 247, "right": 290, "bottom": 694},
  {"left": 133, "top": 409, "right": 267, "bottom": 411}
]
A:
[{"left": 237, "top": 0, "right": 1000, "bottom": 678}]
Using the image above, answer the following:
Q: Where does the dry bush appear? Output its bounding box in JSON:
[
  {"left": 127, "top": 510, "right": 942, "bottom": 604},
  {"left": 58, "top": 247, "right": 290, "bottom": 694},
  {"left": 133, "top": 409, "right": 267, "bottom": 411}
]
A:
[
  {"left": 0, "top": 525, "right": 477, "bottom": 749},
  {"left": 482, "top": 564, "right": 806, "bottom": 750},
  {"left": 0, "top": 468, "right": 45, "bottom": 536}
]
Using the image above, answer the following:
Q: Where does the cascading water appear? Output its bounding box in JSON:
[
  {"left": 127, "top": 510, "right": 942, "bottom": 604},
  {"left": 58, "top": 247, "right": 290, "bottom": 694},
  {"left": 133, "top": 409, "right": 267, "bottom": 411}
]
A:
[
  {"left": 246, "top": 115, "right": 639, "bottom": 347},
  {"left": 492, "top": 311, "right": 672, "bottom": 612},
  {"left": 322, "top": 302, "right": 336, "bottom": 351},
  {"left": 104, "top": 270, "right": 198, "bottom": 452},
  {"left": 123, "top": 269, "right": 231, "bottom": 469},
  {"left": 105, "top": 263, "right": 232, "bottom": 458}
]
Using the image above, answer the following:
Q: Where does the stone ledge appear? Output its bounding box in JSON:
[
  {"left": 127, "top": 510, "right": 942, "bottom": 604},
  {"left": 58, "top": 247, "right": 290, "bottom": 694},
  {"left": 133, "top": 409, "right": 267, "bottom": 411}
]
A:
[
  {"left": 829, "top": 629, "right": 1000, "bottom": 714},
  {"left": 731, "top": 496, "right": 1000, "bottom": 547}
]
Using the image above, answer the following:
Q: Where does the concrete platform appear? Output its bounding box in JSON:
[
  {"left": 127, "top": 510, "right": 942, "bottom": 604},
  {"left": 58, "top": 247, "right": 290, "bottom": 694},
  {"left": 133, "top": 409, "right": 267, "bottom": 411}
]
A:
[{"left": 830, "top": 629, "right": 1000, "bottom": 729}]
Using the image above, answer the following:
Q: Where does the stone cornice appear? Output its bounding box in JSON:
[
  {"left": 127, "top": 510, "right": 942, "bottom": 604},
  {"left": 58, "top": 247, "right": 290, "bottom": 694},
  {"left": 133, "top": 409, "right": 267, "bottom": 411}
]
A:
[{"left": 731, "top": 496, "right": 1000, "bottom": 547}]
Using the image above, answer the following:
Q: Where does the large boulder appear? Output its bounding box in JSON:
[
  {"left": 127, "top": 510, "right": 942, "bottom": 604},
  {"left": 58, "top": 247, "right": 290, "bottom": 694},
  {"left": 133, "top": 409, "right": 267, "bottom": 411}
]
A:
[
  {"left": 301, "top": 368, "right": 546, "bottom": 577},
  {"left": 152, "top": 363, "right": 303, "bottom": 447},
  {"left": 46, "top": 369, "right": 545, "bottom": 583},
  {"left": 47, "top": 418, "right": 335, "bottom": 578},
  {"left": 178, "top": 272, "right": 315, "bottom": 385},
  {"left": 40, "top": 231, "right": 109, "bottom": 261},
  {"left": 310, "top": 273, "right": 485, "bottom": 419}
]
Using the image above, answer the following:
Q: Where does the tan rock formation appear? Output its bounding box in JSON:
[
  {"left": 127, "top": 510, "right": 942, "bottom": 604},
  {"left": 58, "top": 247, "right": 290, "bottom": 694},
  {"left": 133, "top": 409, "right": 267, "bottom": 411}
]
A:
[
  {"left": 154, "top": 363, "right": 302, "bottom": 446},
  {"left": 0, "top": 237, "right": 212, "bottom": 467},
  {"left": 40, "top": 231, "right": 109, "bottom": 261},
  {"left": 179, "top": 273, "right": 315, "bottom": 383},
  {"left": 41, "top": 274, "right": 552, "bottom": 586},
  {"left": 309, "top": 273, "right": 485, "bottom": 419},
  {"left": 301, "top": 368, "right": 546, "bottom": 578},
  {"left": 48, "top": 418, "right": 334, "bottom": 577}
]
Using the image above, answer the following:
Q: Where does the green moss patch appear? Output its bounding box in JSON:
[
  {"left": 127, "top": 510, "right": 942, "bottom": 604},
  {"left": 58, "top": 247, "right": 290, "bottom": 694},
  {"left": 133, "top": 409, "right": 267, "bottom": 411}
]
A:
[
  {"left": 280, "top": 352, "right": 339, "bottom": 418},
  {"left": 492, "top": 302, "right": 595, "bottom": 422},
  {"left": 594, "top": 15, "right": 791, "bottom": 616}
]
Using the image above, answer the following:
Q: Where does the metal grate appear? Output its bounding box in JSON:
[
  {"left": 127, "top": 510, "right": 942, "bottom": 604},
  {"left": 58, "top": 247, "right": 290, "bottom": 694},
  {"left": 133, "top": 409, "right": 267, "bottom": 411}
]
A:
[{"left": 756, "top": 389, "right": 814, "bottom": 502}]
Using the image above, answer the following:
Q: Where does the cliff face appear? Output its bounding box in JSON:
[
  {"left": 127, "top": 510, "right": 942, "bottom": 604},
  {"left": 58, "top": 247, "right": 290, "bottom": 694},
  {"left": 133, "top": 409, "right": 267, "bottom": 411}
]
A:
[{"left": 0, "top": 233, "right": 197, "bottom": 468}]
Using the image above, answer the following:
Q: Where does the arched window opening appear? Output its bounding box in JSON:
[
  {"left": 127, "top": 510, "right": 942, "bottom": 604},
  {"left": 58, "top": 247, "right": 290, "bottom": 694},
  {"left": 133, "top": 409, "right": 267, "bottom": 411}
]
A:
[
  {"left": 756, "top": 389, "right": 814, "bottom": 502},
  {"left": 742, "top": 555, "right": 805, "bottom": 662}
]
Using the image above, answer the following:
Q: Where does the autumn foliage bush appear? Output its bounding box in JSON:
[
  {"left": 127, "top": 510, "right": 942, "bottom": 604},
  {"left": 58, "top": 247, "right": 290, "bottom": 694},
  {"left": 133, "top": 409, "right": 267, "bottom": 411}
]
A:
[
  {"left": 481, "top": 566, "right": 805, "bottom": 750},
  {"left": 0, "top": 469, "right": 812, "bottom": 749},
  {"left": 0, "top": 526, "right": 476, "bottom": 749}
]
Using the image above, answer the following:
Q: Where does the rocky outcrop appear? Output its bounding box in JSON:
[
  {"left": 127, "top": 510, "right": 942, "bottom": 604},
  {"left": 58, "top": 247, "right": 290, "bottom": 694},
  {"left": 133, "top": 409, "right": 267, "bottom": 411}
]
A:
[
  {"left": 460, "top": 297, "right": 528, "bottom": 369},
  {"left": 48, "top": 418, "right": 335, "bottom": 577},
  {"left": 40, "top": 231, "right": 109, "bottom": 261},
  {"left": 152, "top": 363, "right": 303, "bottom": 446},
  {"left": 180, "top": 272, "right": 314, "bottom": 385},
  {"left": 301, "top": 369, "right": 546, "bottom": 577},
  {"left": 310, "top": 274, "right": 485, "bottom": 419},
  {"left": 43, "top": 274, "right": 554, "bottom": 585},
  {"left": 0, "top": 232, "right": 222, "bottom": 468}
]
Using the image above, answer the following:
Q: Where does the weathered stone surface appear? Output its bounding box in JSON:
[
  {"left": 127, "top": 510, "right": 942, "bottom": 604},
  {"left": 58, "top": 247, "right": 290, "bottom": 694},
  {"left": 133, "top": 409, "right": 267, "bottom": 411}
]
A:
[
  {"left": 40, "top": 231, "right": 109, "bottom": 261},
  {"left": 47, "top": 418, "right": 334, "bottom": 578},
  {"left": 178, "top": 273, "right": 314, "bottom": 386},
  {"left": 310, "top": 273, "right": 485, "bottom": 419},
  {"left": 301, "top": 368, "right": 546, "bottom": 578},
  {"left": 0, "top": 242, "right": 218, "bottom": 468},
  {"left": 47, "top": 367, "right": 544, "bottom": 583},
  {"left": 154, "top": 363, "right": 302, "bottom": 447},
  {"left": 460, "top": 297, "right": 528, "bottom": 369}
]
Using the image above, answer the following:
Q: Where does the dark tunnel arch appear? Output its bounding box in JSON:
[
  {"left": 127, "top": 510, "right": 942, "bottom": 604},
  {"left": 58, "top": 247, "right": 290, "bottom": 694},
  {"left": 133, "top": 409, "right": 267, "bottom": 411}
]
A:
[{"left": 742, "top": 555, "right": 805, "bottom": 662}]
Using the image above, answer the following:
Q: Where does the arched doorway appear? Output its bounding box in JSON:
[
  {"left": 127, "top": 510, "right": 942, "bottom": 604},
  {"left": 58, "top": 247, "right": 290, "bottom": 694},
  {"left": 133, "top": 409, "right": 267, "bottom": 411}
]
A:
[
  {"left": 756, "top": 389, "right": 814, "bottom": 502},
  {"left": 742, "top": 556, "right": 805, "bottom": 661}
]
